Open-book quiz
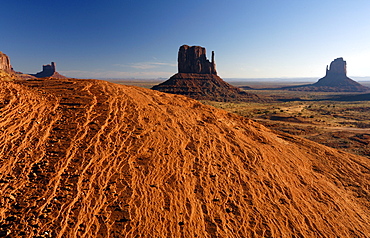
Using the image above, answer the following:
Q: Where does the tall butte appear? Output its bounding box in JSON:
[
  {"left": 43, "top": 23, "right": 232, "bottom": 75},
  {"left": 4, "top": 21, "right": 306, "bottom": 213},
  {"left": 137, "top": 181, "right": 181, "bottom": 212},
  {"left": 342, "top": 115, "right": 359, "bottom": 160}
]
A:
[
  {"left": 282, "top": 57, "right": 369, "bottom": 92},
  {"left": 313, "top": 57, "right": 368, "bottom": 90},
  {"left": 152, "top": 45, "right": 261, "bottom": 102}
]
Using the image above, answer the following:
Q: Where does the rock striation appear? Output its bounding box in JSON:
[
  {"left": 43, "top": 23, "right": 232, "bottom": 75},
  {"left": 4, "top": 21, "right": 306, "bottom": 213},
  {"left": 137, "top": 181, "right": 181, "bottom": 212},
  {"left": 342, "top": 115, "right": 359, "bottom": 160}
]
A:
[
  {"left": 0, "top": 52, "right": 14, "bottom": 73},
  {"left": 31, "top": 62, "right": 67, "bottom": 79},
  {"left": 152, "top": 45, "right": 261, "bottom": 102},
  {"left": 278, "top": 58, "right": 369, "bottom": 92}
]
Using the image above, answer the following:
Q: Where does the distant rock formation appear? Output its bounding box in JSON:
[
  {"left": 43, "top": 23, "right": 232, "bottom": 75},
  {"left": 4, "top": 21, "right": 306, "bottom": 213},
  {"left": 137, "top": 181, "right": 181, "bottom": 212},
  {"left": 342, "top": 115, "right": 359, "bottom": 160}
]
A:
[
  {"left": 313, "top": 58, "right": 361, "bottom": 87},
  {"left": 278, "top": 58, "right": 369, "bottom": 92},
  {"left": 0, "top": 52, "right": 68, "bottom": 80},
  {"left": 152, "top": 45, "right": 262, "bottom": 102},
  {"left": 178, "top": 45, "right": 217, "bottom": 74},
  {"left": 31, "top": 62, "right": 67, "bottom": 79},
  {"left": 0, "top": 52, "right": 14, "bottom": 73}
]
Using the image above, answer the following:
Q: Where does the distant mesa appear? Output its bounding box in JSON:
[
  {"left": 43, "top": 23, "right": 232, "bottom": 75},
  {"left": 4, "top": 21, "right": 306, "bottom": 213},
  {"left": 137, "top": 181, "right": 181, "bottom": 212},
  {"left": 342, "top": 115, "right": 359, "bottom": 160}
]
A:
[
  {"left": 152, "top": 45, "right": 261, "bottom": 102},
  {"left": 280, "top": 57, "right": 369, "bottom": 92},
  {"left": 31, "top": 62, "right": 67, "bottom": 79}
]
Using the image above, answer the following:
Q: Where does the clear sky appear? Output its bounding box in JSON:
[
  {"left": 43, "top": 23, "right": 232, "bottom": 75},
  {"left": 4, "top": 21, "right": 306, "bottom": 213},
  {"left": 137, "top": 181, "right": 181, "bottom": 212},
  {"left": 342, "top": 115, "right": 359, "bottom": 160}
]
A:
[{"left": 2, "top": 0, "right": 370, "bottom": 79}]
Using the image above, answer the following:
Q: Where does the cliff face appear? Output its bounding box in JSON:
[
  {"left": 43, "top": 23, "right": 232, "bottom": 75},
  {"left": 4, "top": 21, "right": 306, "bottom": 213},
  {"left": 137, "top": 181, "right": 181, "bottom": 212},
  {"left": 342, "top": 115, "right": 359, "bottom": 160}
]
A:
[
  {"left": 152, "top": 45, "right": 261, "bottom": 102},
  {"left": 178, "top": 45, "right": 217, "bottom": 74},
  {"left": 0, "top": 52, "right": 13, "bottom": 73}
]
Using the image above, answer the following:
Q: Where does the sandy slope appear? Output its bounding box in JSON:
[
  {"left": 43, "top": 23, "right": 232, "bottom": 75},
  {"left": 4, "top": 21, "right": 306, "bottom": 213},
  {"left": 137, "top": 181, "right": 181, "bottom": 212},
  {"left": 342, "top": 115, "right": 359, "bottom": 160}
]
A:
[{"left": 0, "top": 78, "right": 369, "bottom": 237}]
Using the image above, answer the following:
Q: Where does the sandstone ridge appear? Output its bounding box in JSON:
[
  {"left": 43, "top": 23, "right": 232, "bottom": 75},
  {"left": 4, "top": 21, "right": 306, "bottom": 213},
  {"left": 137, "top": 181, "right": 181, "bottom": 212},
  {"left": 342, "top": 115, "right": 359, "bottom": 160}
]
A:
[
  {"left": 152, "top": 45, "right": 261, "bottom": 102},
  {"left": 0, "top": 78, "right": 369, "bottom": 237}
]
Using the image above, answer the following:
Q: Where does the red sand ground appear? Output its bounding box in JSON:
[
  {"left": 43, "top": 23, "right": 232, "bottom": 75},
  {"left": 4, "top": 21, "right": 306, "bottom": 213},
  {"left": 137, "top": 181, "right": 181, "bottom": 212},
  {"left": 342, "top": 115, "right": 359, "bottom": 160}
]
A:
[{"left": 0, "top": 78, "right": 369, "bottom": 237}]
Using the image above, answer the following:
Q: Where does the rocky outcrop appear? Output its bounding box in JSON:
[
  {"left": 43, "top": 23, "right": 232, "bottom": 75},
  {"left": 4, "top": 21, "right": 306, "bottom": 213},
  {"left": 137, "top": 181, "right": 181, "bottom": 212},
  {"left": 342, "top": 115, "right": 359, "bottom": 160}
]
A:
[
  {"left": 279, "top": 58, "right": 369, "bottom": 92},
  {"left": 178, "top": 45, "right": 217, "bottom": 74},
  {"left": 0, "top": 52, "right": 14, "bottom": 73},
  {"left": 152, "top": 45, "right": 262, "bottom": 102},
  {"left": 31, "top": 62, "right": 66, "bottom": 79}
]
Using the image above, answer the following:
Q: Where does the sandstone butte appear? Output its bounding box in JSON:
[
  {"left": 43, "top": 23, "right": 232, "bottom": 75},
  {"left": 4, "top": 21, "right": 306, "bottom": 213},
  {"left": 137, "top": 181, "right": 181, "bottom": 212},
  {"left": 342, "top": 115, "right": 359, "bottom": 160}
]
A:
[
  {"left": 0, "top": 77, "right": 369, "bottom": 237},
  {"left": 281, "top": 57, "right": 369, "bottom": 92},
  {"left": 152, "top": 45, "right": 261, "bottom": 102}
]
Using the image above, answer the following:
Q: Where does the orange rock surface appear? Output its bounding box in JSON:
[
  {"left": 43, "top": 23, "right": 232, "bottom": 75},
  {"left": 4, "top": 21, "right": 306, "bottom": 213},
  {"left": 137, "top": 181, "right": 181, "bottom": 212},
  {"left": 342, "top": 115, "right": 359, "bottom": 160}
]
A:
[{"left": 0, "top": 78, "right": 369, "bottom": 237}]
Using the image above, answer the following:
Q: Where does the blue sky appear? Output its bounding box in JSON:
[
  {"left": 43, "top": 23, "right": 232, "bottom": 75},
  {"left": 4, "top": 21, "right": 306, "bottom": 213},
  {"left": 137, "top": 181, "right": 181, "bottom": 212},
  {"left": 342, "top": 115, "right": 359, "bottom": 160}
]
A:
[{"left": 2, "top": 0, "right": 370, "bottom": 79}]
